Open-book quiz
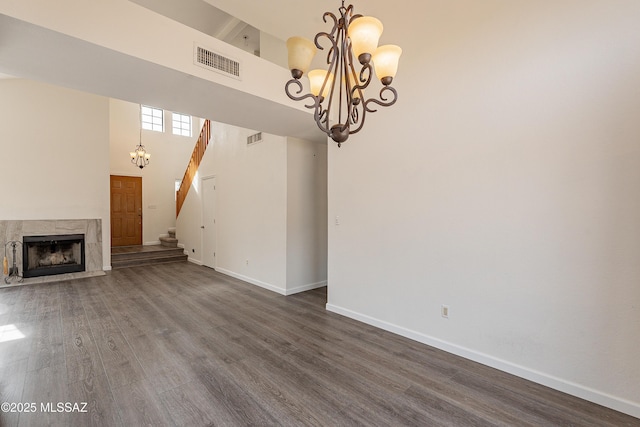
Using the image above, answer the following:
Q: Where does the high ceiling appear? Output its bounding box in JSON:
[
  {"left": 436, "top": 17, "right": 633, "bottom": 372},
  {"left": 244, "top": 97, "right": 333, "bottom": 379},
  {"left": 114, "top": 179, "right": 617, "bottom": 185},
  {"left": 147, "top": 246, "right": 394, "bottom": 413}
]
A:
[
  {"left": 204, "top": 0, "right": 387, "bottom": 42},
  {"left": 131, "top": 0, "right": 261, "bottom": 56},
  {"left": 0, "top": 0, "right": 393, "bottom": 143},
  {"left": 0, "top": 1, "right": 329, "bottom": 143}
]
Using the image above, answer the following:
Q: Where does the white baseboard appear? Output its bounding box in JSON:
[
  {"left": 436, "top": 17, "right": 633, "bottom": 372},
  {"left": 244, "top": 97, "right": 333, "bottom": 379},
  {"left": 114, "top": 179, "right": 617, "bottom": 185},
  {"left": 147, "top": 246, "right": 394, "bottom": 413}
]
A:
[
  {"left": 215, "top": 268, "right": 287, "bottom": 295},
  {"left": 144, "top": 241, "right": 161, "bottom": 246},
  {"left": 325, "top": 303, "right": 640, "bottom": 419},
  {"left": 285, "top": 281, "right": 327, "bottom": 295},
  {"left": 177, "top": 243, "right": 185, "bottom": 249},
  {"left": 103, "top": 266, "right": 112, "bottom": 271},
  {"left": 214, "top": 269, "right": 326, "bottom": 296},
  {"left": 187, "top": 257, "right": 203, "bottom": 266}
]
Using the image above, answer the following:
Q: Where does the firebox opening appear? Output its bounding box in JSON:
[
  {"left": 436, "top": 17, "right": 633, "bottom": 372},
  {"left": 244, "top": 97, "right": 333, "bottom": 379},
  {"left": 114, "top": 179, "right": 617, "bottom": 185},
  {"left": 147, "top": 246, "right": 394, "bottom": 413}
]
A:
[{"left": 22, "top": 234, "right": 85, "bottom": 278}]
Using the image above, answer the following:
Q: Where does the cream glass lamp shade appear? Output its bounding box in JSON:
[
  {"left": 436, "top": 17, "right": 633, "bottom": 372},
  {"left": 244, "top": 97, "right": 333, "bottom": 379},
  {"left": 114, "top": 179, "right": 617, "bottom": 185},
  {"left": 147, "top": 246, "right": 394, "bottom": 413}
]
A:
[
  {"left": 308, "top": 69, "right": 334, "bottom": 97},
  {"left": 348, "top": 16, "right": 383, "bottom": 60},
  {"left": 286, "top": 37, "right": 317, "bottom": 74},
  {"left": 372, "top": 45, "right": 402, "bottom": 81},
  {"left": 130, "top": 152, "right": 136, "bottom": 159}
]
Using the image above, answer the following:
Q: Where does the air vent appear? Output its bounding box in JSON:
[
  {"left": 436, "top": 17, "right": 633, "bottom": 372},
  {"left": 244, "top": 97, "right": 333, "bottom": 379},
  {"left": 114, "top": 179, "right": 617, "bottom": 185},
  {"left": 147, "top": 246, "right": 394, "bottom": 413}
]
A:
[
  {"left": 194, "top": 44, "right": 241, "bottom": 80},
  {"left": 247, "top": 132, "right": 262, "bottom": 146}
]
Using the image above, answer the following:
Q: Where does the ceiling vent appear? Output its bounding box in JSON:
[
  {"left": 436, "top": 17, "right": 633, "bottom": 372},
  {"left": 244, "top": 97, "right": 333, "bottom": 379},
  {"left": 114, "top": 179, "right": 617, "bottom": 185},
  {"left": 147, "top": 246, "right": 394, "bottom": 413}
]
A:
[
  {"left": 194, "top": 44, "right": 241, "bottom": 80},
  {"left": 247, "top": 132, "right": 262, "bottom": 146}
]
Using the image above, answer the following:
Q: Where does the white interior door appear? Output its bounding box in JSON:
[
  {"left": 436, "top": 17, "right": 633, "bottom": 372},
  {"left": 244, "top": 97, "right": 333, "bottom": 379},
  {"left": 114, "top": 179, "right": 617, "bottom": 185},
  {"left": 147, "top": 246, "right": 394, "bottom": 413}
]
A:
[{"left": 202, "top": 176, "right": 216, "bottom": 268}]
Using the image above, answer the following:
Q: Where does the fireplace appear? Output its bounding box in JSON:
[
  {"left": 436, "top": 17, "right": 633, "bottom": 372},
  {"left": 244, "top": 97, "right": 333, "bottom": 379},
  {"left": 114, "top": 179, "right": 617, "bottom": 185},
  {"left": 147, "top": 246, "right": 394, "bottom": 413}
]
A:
[{"left": 22, "top": 234, "right": 86, "bottom": 278}]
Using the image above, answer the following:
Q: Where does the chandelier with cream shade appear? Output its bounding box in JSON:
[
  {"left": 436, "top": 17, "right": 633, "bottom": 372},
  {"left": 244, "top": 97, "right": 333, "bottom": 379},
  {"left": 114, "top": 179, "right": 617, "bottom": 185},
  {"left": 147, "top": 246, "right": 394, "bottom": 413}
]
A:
[
  {"left": 130, "top": 129, "right": 150, "bottom": 169},
  {"left": 130, "top": 105, "right": 151, "bottom": 169},
  {"left": 285, "top": 1, "right": 402, "bottom": 146}
]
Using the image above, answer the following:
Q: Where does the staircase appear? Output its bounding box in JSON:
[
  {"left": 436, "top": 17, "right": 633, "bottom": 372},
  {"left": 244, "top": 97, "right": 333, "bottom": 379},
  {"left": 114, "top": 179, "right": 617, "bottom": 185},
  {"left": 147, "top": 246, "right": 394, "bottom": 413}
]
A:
[
  {"left": 159, "top": 227, "right": 178, "bottom": 248},
  {"left": 112, "top": 118, "right": 211, "bottom": 269},
  {"left": 176, "top": 119, "right": 211, "bottom": 217},
  {"left": 111, "top": 228, "right": 187, "bottom": 269}
]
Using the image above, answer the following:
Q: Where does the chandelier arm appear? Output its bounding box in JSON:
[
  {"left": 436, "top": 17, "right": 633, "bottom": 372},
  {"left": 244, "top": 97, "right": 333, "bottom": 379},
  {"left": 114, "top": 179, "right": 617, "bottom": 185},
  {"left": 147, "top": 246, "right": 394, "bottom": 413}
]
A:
[
  {"left": 284, "top": 78, "right": 304, "bottom": 97},
  {"left": 364, "top": 86, "right": 398, "bottom": 113},
  {"left": 316, "top": 106, "right": 330, "bottom": 131},
  {"left": 325, "top": 45, "right": 335, "bottom": 67},
  {"left": 344, "top": 57, "right": 365, "bottom": 111},
  {"left": 322, "top": 12, "right": 339, "bottom": 39},
  {"left": 359, "top": 63, "right": 373, "bottom": 87},
  {"left": 345, "top": 62, "right": 370, "bottom": 135},
  {"left": 316, "top": 12, "right": 339, "bottom": 65},
  {"left": 285, "top": 79, "right": 318, "bottom": 109},
  {"left": 315, "top": 28, "right": 340, "bottom": 64},
  {"left": 337, "top": 27, "right": 347, "bottom": 129},
  {"left": 319, "top": 80, "right": 334, "bottom": 134},
  {"left": 350, "top": 105, "right": 360, "bottom": 126},
  {"left": 348, "top": 62, "right": 373, "bottom": 101},
  {"left": 341, "top": 3, "right": 356, "bottom": 23},
  {"left": 315, "top": 31, "right": 335, "bottom": 51},
  {"left": 348, "top": 102, "right": 366, "bottom": 135},
  {"left": 316, "top": 31, "right": 341, "bottom": 136}
]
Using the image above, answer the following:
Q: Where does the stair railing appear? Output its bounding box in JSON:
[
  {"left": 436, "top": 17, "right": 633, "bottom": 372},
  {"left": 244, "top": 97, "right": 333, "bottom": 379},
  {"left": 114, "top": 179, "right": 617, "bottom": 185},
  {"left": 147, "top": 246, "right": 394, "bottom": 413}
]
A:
[{"left": 176, "top": 119, "right": 211, "bottom": 217}]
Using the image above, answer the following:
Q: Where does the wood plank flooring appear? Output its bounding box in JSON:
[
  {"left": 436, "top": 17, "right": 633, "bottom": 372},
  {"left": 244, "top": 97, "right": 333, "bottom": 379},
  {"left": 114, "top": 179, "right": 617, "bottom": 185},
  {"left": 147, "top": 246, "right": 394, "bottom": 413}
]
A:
[{"left": 0, "top": 263, "right": 638, "bottom": 426}]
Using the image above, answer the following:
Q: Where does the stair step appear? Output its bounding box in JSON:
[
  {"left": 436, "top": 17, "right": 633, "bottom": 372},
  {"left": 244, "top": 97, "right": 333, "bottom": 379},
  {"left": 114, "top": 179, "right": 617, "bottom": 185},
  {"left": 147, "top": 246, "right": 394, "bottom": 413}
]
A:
[
  {"left": 111, "top": 245, "right": 187, "bottom": 269},
  {"left": 111, "top": 253, "right": 188, "bottom": 269},
  {"left": 111, "top": 245, "right": 187, "bottom": 268},
  {"left": 159, "top": 236, "right": 178, "bottom": 248},
  {"left": 111, "top": 246, "right": 184, "bottom": 262}
]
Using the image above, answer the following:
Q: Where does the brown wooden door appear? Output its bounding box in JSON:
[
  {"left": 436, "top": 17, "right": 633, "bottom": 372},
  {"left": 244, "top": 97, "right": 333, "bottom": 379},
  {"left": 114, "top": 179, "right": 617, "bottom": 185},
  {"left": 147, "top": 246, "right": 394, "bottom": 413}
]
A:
[{"left": 110, "top": 175, "right": 142, "bottom": 247}]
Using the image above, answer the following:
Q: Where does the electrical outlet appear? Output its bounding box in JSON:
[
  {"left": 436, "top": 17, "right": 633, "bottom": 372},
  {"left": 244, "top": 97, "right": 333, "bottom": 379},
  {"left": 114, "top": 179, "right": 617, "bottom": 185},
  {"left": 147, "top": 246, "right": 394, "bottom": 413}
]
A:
[{"left": 441, "top": 305, "right": 450, "bottom": 319}]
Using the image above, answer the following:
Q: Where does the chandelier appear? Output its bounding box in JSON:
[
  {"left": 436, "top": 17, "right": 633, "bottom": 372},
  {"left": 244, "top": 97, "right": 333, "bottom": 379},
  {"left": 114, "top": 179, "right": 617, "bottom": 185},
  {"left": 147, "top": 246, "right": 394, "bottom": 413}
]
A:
[
  {"left": 285, "top": 1, "right": 401, "bottom": 146},
  {"left": 130, "top": 106, "right": 151, "bottom": 169}
]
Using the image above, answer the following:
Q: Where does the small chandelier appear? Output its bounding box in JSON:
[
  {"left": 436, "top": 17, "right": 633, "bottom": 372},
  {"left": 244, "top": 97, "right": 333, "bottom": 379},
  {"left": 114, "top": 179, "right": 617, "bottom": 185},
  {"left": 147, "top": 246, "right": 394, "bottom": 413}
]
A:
[
  {"left": 130, "top": 106, "right": 150, "bottom": 169},
  {"left": 130, "top": 130, "right": 150, "bottom": 169},
  {"left": 285, "top": 1, "right": 402, "bottom": 146}
]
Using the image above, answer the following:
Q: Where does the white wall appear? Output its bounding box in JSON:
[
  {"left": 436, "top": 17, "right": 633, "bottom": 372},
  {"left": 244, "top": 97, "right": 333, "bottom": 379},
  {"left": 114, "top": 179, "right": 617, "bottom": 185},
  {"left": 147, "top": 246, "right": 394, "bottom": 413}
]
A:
[
  {"left": 326, "top": 0, "right": 640, "bottom": 417},
  {"left": 109, "top": 99, "right": 197, "bottom": 244},
  {"left": 260, "top": 31, "right": 287, "bottom": 69},
  {"left": 177, "top": 123, "right": 289, "bottom": 293},
  {"left": 0, "top": 79, "right": 111, "bottom": 269},
  {"left": 176, "top": 125, "right": 327, "bottom": 295},
  {"left": 131, "top": 0, "right": 227, "bottom": 40},
  {"left": 286, "top": 137, "right": 327, "bottom": 293}
]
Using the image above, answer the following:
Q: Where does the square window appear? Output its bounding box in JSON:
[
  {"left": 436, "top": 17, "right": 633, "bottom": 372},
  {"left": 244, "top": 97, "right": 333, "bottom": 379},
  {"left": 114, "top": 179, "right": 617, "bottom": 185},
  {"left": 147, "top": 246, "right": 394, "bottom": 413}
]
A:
[
  {"left": 141, "top": 105, "right": 163, "bottom": 132},
  {"left": 172, "top": 113, "right": 191, "bottom": 137}
]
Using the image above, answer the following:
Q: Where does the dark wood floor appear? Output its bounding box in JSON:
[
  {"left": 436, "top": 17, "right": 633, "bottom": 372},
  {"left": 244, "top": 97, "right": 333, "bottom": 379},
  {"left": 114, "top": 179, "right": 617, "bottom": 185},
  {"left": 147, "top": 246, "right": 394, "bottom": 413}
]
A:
[{"left": 0, "top": 263, "right": 637, "bottom": 426}]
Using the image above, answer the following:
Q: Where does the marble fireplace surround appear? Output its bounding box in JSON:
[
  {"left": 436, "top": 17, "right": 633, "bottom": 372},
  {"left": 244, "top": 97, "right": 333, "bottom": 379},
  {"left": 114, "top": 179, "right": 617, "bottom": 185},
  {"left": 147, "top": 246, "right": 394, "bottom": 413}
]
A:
[{"left": 1, "top": 219, "right": 105, "bottom": 286}]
